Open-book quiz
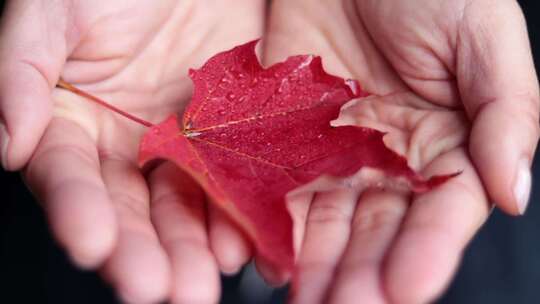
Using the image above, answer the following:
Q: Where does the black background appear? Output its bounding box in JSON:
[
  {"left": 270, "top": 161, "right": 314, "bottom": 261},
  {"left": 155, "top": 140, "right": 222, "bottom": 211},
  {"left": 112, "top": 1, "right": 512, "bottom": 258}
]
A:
[{"left": 1, "top": 1, "right": 540, "bottom": 303}]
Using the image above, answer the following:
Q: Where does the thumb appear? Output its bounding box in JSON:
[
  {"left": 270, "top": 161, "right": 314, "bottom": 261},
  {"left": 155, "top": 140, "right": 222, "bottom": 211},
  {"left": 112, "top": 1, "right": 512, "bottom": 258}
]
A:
[
  {"left": 458, "top": 1, "right": 539, "bottom": 215},
  {"left": 0, "top": 0, "right": 68, "bottom": 170}
]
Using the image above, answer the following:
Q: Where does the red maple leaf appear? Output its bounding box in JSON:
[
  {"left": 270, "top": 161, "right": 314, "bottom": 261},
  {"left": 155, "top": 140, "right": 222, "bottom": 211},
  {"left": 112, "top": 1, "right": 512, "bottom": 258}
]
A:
[{"left": 138, "top": 40, "right": 456, "bottom": 273}]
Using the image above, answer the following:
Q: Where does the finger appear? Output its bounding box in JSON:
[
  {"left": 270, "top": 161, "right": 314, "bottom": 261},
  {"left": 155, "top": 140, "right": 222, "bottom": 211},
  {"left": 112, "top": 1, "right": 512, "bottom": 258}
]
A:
[
  {"left": 24, "top": 118, "right": 117, "bottom": 268},
  {"left": 384, "top": 149, "right": 490, "bottom": 304},
  {"left": 0, "top": 0, "right": 68, "bottom": 170},
  {"left": 149, "top": 162, "right": 220, "bottom": 304},
  {"left": 254, "top": 256, "right": 290, "bottom": 288},
  {"left": 289, "top": 189, "right": 359, "bottom": 304},
  {"left": 100, "top": 159, "right": 170, "bottom": 304},
  {"left": 458, "top": 0, "right": 540, "bottom": 215},
  {"left": 326, "top": 190, "right": 408, "bottom": 304},
  {"left": 208, "top": 203, "right": 252, "bottom": 275}
]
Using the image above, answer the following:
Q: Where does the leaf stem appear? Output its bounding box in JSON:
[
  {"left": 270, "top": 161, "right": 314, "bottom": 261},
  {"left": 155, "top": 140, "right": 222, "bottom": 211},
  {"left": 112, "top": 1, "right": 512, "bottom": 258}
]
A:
[{"left": 56, "top": 79, "right": 154, "bottom": 128}]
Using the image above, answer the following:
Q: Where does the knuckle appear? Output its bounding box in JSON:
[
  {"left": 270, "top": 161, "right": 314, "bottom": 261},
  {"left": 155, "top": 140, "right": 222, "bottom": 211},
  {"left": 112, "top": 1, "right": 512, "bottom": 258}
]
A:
[
  {"left": 307, "top": 202, "right": 352, "bottom": 226},
  {"left": 351, "top": 207, "right": 403, "bottom": 235},
  {"left": 112, "top": 191, "right": 150, "bottom": 219}
]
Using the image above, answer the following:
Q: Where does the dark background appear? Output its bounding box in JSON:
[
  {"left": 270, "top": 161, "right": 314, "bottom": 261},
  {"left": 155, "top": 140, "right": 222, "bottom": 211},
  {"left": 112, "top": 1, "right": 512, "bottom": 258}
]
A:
[{"left": 2, "top": 1, "right": 540, "bottom": 303}]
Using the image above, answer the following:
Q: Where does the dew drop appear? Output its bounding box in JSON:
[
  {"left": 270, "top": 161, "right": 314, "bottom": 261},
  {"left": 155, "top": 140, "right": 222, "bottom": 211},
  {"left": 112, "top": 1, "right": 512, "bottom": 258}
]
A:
[
  {"left": 226, "top": 92, "right": 236, "bottom": 101},
  {"left": 238, "top": 96, "right": 248, "bottom": 103},
  {"left": 220, "top": 76, "right": 233, "bottom": 84},
  {"left": 298, "top": 55, "right": 314, "bottom": 69}
]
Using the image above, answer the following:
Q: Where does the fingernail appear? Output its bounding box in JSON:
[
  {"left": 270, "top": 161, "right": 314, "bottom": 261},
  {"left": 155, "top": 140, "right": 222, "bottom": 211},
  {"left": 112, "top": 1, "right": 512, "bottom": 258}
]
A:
[
  {"left": 0, "top": 122, "right": 9, "bottom": 170},
  {"left": 514, "top": 158, "right": 532, "bottom": 215}
]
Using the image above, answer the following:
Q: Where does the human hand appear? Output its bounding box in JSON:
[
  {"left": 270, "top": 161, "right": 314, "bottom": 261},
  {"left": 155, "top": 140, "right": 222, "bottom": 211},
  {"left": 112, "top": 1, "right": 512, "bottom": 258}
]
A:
[
  {"left": 0, "top": 1, "right": 264, "bottom": 302},
  {"left": 264, "top": 0, "right": 539, "bottom": 303}
]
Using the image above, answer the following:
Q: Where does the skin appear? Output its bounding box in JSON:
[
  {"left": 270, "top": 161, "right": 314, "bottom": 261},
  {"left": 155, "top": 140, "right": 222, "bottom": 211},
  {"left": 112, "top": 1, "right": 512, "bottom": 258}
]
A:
[
  {"left": 0, "top": 1, "right": 538, "bottom": 304},
  {"left": 0, "top": 0, "right": 262, "bottom": 303},
  {"left": 265, "top": 0, "right": 539, "bottom": 303}
]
